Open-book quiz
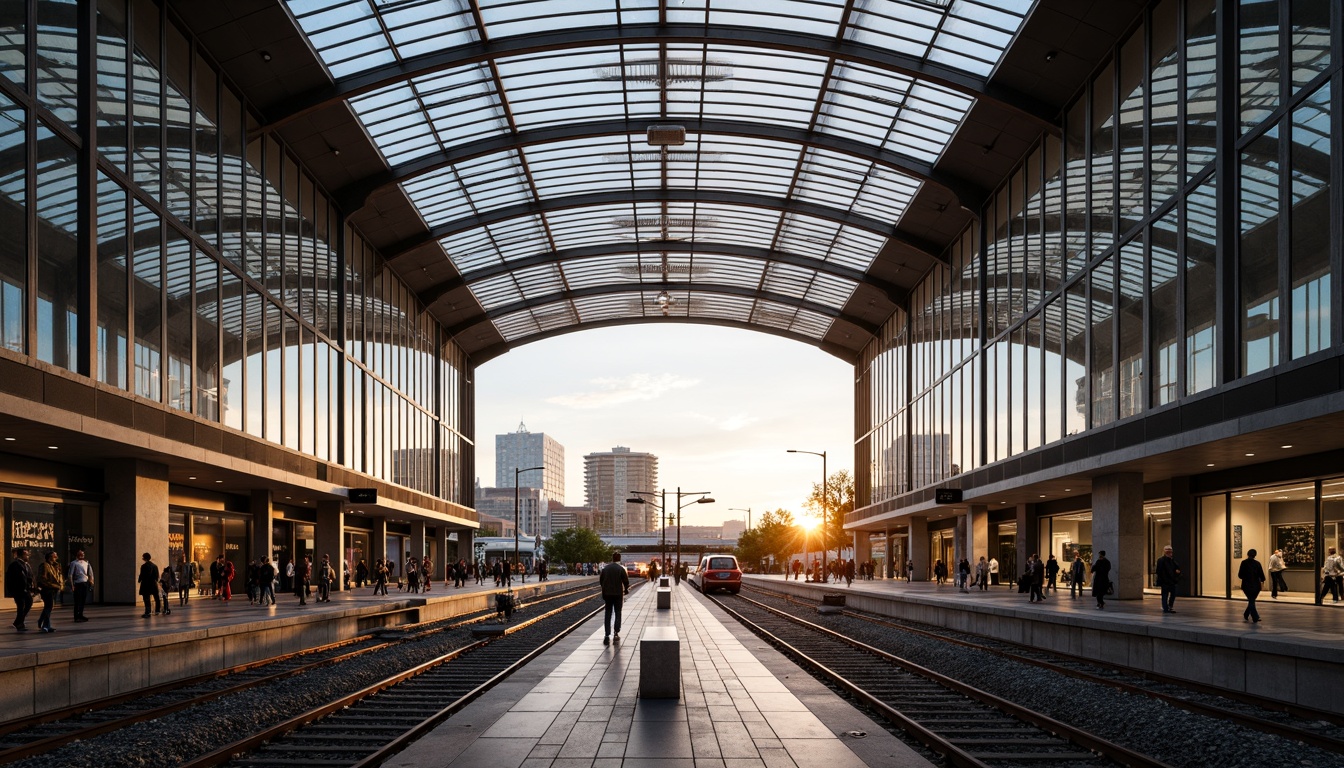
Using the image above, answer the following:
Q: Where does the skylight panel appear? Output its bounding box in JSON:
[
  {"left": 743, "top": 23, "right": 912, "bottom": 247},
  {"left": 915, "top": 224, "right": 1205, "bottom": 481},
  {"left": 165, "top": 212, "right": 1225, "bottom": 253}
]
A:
[
  {"left": 666, "top": 0, "right": 847, "bottom": 37},
  {"left": 478, "top": 0, "right": 623, "bottom": 39}
]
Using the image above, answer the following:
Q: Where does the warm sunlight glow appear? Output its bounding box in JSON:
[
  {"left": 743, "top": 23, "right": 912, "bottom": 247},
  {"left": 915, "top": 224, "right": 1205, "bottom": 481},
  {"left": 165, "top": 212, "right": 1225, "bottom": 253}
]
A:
[{"left": 799, "top": 517, "right": 821, "bottom": 532}]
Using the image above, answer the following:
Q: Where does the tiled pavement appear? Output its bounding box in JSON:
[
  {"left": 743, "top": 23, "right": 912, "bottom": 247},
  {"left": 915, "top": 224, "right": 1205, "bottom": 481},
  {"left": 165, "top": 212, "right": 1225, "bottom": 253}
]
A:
[{"left": 386, "top": 580, "right": 932, "bottom": 768}]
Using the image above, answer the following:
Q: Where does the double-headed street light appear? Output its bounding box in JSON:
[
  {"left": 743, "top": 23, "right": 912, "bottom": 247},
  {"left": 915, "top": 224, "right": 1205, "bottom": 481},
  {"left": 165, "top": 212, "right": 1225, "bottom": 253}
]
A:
[
  {"left": 787, "top": 449, "right": 827, "bottom": 578},
  {"left": 514, "top": 465, "right": 544, "bottom": 576},
  {"left": 628, "top": 488, "right": 714, "bottom": 581}
]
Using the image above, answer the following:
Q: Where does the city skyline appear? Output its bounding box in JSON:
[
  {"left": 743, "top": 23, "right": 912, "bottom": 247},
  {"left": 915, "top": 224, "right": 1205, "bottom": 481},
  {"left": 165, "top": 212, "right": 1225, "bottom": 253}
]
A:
[{"left": 474, "top": 324, "right": 853, "bottom": 529}]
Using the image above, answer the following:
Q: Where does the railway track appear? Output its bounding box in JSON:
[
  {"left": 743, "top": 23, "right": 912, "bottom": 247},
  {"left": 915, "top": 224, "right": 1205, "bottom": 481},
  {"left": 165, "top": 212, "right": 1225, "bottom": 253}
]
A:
[
  {"left": 743, "top": 583, "right": 1344, "bottom": 756},
  {"left": 0, "top": 583, "right": 598, "bottom": 764},
  {"left": 709, "top": 591, "right": 1171, "bottom": 768},
  {"left": 192, "top": 588, "right": 606, "bottom": 767}
]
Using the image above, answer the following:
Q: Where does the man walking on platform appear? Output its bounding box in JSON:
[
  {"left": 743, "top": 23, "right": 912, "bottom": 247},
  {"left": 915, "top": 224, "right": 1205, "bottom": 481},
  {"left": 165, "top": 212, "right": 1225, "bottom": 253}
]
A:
[
  {"left": 1069, "top": 550, "right": 1085, "bottom": 599},
  {"left": 600, "top": 552, "right": 630, "bottom": 646},
  {"left": 1155, "top": 546, "right": 1182, "bottom": 613}
]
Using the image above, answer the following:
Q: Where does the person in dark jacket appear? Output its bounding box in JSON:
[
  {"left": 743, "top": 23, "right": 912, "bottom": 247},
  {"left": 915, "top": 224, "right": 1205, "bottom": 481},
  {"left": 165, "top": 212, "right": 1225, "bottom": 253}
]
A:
[
  {"left": 355, "top": 559, "right": 368, "bottom": 588},
  {"left": 1029, "top": 555, "right": 1046, "bottom": 603},
  {"left": 1068, "top": 551, "right": 1085, "bottom": 599},
  {"left": 1238, "top": 549, "right": 1266, "bottom": 623},
  {"left": 1154, "top": 546, "right": 1182, "bottom": 613},
  {"left": 599, "top": 552, "right": 631, "bottom": 646},
  {"left": 1090, "top": 551, "right": 1112, "bottom": 609},
  {"left": 6, "top": 549, "right": 34, "bottom": 631},
  {"left": 1045, "top": 555, "right": 1060, "bottom": 591},
  {"left": 36, "top": 550, "right": 63, "bottom": 632},
  {"left": 138, "top": 553, "right": 161, "bottom": 617}
]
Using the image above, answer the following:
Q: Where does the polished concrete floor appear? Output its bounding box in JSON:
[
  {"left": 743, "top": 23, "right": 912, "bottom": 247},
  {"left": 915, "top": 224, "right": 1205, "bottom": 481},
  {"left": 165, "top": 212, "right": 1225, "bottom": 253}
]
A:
[{"left": 386, "top": 580, "right": 931, "bottom": 768}]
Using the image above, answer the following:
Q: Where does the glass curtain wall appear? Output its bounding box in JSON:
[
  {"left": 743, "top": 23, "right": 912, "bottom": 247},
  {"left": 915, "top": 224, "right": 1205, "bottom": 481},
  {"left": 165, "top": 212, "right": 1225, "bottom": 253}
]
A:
[
  {"left": 0, "top": 0, "right": 474, "bottom": 505},
  {"left": 854, "top": 0, "right": 1338, "bottom": 512}
]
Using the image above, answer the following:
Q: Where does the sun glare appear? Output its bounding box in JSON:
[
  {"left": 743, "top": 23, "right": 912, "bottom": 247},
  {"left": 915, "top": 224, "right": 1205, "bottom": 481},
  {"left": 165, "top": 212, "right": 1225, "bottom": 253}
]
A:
[{"left": 799, "top": 517, "right": 820, "bottom": 532}]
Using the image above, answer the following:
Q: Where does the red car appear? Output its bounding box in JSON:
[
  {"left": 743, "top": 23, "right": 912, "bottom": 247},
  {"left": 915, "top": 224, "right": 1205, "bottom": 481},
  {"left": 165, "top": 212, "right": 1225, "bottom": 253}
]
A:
[{"left": 694, "top": 555, "right": 742, "bottom": 594}]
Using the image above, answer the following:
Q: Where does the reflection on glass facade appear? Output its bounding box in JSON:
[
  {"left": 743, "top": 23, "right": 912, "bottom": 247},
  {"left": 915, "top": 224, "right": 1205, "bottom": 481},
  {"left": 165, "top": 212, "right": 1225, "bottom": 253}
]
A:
[
  {"left": 0, "top": 0, "right": 472, "bottom": 503},
  {"left": 858, "top": 0, "right": 1338, "bottom": 506}
]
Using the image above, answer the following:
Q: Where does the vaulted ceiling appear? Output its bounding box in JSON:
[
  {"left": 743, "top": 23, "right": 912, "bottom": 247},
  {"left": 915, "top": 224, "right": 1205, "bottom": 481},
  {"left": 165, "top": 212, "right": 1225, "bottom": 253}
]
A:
[{"left": 173, "top": 0, "right": 1144, "bottom": 362}]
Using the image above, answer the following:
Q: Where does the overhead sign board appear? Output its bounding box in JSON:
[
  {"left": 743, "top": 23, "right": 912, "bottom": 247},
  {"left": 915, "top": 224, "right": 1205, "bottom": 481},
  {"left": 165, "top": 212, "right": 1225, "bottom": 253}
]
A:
[
  {"left": 348, "top": 488, "right": 378, "bottom": 504},
  {"left": 934, "top": 488, "right": 963, "bottom": 504}
]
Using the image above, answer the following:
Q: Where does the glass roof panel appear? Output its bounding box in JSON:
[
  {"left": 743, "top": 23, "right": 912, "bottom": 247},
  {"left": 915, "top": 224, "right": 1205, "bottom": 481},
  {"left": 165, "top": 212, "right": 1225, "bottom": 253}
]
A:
[{"left": 280, "top": 0, "right": 1042, "bottom": 349}]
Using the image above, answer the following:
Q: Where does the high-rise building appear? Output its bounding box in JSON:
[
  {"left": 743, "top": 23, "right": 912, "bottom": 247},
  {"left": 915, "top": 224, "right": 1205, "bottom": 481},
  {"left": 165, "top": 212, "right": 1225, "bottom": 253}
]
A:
[
  {"left": 475, "top": 482, "right": 544, "bottom": 539},
  {"left": 495, "top": 422, "right": 564, "bottom": 535},
  {"left": 584, "top": 447, "right": 659, "bottom": 535}
]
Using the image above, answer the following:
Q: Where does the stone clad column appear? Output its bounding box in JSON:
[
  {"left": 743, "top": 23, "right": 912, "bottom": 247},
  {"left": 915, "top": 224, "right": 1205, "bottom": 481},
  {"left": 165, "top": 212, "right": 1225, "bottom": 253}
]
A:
[
  {"left": 954, "top": 514, "right": 967, "bottom": 565},
  {"left": 1093, "top": 472, "right": 1144, "bottom": 599},
  {"left": 909, "top": 516, "right": 929, "bottom": 581},
  {"left": 410, "top": 521, "right": 427, "bottom": 574},
  {"left": 315, "top": 501, "right": 343, "bottom": 592},
  {"left": 457, "top": 528, "right": 473, "bottom": 565},
  {"left": 436, "top": 525, "right": 450, "bottom": 579},
  {"left": 371, "top": 516, "right": 387, "bottom": 567},
  {"left": 883, "top": 525, "right": 893, "bottom": 578},
  {"left": 853, "top": 531, "right": 871, "bottom": 567},
  {"left": 103, "top": 460, "right": 169, "bottom": 604},
  {"left": 970, "top": 505, "right": 988, "bottom": 562},
  {"left": 250, "top": 490, "right": 274, "bottom": 573}
]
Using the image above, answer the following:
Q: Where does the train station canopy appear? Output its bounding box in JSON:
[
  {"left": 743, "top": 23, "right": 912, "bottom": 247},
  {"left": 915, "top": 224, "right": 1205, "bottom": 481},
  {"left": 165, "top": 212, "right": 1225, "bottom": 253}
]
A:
[{"left": 184, "top": 0, "right": 1136, "bottom": 362}]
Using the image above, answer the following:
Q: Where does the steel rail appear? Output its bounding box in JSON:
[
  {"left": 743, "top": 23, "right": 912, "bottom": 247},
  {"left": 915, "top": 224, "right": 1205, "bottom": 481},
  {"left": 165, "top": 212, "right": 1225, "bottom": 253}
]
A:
[
  {"left": 0, "top": 584, "right": 598, "bottom": 763},
  {"left": 746, "top": 583, "right": 1344, "bottom": 753},
  {"left": 179, "top": 591, "right": 603, "bottom": 768},
  {"left": 712, "top": 592, "right": 1173, "bottom": 768}
]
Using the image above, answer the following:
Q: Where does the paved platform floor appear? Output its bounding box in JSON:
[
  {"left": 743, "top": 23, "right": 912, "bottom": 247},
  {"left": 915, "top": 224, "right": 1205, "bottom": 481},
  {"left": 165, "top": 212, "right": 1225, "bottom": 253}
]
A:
[
  {"left": 747, "top": 575, "right": 1344, "bottom": 649},
  {"left": 0, "top": 574, "right": 575, "bottom": 661},
  {"left": 386, "top": 581, "right": 932, "bottom": 768}
]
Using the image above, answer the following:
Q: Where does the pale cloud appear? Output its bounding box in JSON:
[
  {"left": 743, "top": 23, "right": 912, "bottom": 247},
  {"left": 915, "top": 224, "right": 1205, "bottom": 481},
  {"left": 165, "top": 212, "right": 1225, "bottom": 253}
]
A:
[
  {"left": 546, "top": 373, "right": 700, "bottom": 409},
  {"left": 685, "top": 411, "right": 761, "bottom": 432}
]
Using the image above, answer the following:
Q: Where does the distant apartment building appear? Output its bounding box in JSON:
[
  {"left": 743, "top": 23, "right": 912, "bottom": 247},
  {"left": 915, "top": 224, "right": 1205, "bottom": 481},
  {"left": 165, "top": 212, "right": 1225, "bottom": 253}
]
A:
[
  {"left": 548, "top": 502, "right": 604, "bottom": 533},
  {"left": 474, "top": 482, "right": 544, "bottom": 538},
  {"left": 495, "top": 422, "right": 565, "bottom": 508},
  {"left": 721, "top": 520, "right": 746, "bottom": 539},
  {"left": 584, "top": 447, "right": 659, "bottom": 535}
]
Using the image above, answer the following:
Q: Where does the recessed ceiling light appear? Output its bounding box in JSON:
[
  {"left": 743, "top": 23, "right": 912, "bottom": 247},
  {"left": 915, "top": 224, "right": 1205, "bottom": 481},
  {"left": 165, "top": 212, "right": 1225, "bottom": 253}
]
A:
[
  {"left": 1281, "top": 444, "right": 1293, "bottom": 449},
  {"left": 188, "top": 476, "right": 196, "bottom": 480},
  {"left": 1039, "top": 494, "right": 1046, "bottom": 498},
  {"left": 215, "top": 480, "right": 223, "bottom": 484},
  {"left": 1245, "top": 453, "right": 1255, "bottom": 457},
  {"left": 285, "top": 496, "right": 292, "bottom": 500},
  {"left": 3, "top": 437, "right": 14, "bottom": 441},
  {"left": 1206, "top": 463, "right": 1215, "bottom": 467},
  {"left": 47, "top": 445, "right": 57, "bottom": 450},
  {"left": 1064, "top": 488, "right": 1071, "bottom": 492}
]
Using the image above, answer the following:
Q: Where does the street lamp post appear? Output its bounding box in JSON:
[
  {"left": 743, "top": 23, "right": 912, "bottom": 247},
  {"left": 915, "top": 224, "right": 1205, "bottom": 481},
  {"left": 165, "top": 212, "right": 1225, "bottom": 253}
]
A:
[
  {"left": 787, "top": 449, "right": 827, "bottom": 580},
  {"left": 628, "top": 488, "right": 714, "bottom": 583},
  {"left": 514, "top": 465, "right": 544, "bottom": 579},
  {"left": 728, "top": 507, "right": 751, "bottom": 530}
]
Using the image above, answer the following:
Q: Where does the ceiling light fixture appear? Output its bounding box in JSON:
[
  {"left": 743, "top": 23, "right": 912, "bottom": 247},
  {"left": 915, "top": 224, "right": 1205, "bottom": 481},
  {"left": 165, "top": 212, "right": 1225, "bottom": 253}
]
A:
[
  {"left": 1044, "top": 50, "right": 1058, "bottom": 62},
  {"left": 1281, "top": 444, "right": 1293, "bottom": 449},
  {"left": 1245, "top": 453, "right": 1255, "bottom": 457},
  {"left": 1206, "top": 463, "right": 1215, "bottom": 467},
  {"left": 188, "top": 476, "right": 196, "bottom": 480},
  {"left": 215, "top": 480, "right": 223, "bottom": 483},
  {"left": 47, "top": 445, "right": 57, "bottom": 449},
  {"left": 261, "top": 51, "right": 272, "bottom": 62},
  {"left": 3, "top": 437, "right": 14, "bottom": 441}
]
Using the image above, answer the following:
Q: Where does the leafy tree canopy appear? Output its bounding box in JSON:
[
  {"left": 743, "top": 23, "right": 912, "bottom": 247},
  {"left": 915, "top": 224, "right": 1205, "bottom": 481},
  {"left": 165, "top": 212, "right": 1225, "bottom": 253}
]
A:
[
  {"left": 543, "top": 526, "right": 613, "bottom": 568},
  {"left": 803, "top": 469, "right": 854, "bottom": 557}
]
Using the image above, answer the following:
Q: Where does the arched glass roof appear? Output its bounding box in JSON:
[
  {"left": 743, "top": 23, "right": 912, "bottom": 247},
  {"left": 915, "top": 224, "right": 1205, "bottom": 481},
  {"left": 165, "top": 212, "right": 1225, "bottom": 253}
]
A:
[{"left": 278, "top": 0, "right": 1039, "bottom": 360}]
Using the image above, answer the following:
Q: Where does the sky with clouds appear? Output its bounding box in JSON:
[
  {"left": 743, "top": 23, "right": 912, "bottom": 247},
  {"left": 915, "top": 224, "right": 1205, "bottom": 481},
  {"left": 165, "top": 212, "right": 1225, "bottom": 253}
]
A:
[{"left": 474, "top": 324, "right": 853, "bottom": 528}]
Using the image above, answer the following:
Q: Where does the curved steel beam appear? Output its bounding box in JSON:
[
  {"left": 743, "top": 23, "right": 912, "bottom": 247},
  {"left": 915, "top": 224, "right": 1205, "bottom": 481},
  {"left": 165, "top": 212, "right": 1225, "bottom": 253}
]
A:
[
  {"left": 258, "top": 24, "right": 1058, "bottom": 135},
  {"left": 383, "top": 188, "right": 946, "bottom": 266},
  {"left": 468, "top": 316, "right": 862, "bottom": 365},
  {"left": 334, "top": 117, "right": 986, "bottom": 215},
  {"left": 421, "top": 240, "right": 909, "bottom": 308},
  {"left": 446, "top": 281, "right": 880, "bottom": 339}
]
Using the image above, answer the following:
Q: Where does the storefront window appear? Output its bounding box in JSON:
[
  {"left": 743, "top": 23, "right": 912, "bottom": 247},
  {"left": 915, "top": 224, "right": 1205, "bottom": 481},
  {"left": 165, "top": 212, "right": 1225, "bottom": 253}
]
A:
[
  {"left": 186, "top": 512, "right": 249, "bottom": 597},
  {"left": 6, "top": 498, "right": 100, "bottom": 599},
  {"left": 1199, "top": 493, "right": 1229, "bottom": 597},
  {"left": 345, "top": 530, "right": 368, "bottom": 585},
  {"left": 990, "top": 520, "right": 1017, "bottom": 586}
]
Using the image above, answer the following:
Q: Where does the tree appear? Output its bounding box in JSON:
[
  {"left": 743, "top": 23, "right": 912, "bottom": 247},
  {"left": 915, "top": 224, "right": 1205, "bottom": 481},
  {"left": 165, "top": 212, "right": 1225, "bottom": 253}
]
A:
[
  {"left": 543, "top": 526, "right": 612, "bottom": 570},
  {"left": 734, "top": 509, "right": 799, "bottom": 575},
  {"left": 803, "top": 469, "right": 855, "bottom": 558}
]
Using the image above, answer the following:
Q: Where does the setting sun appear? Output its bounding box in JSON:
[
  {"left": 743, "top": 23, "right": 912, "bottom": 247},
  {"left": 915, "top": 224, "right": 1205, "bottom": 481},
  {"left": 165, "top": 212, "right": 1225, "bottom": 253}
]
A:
[{"left": 799, "top": 517, "right": 821, "bottom": 532}]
